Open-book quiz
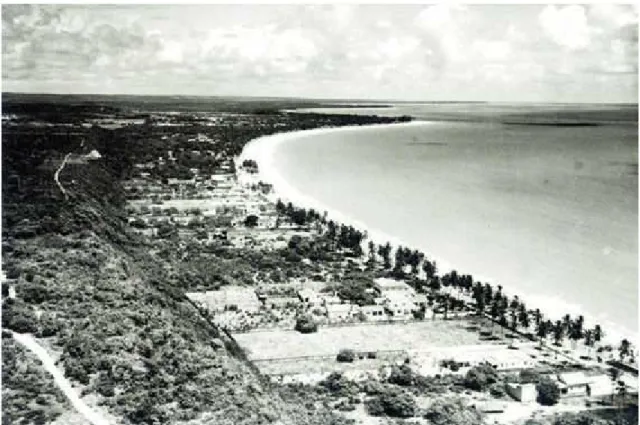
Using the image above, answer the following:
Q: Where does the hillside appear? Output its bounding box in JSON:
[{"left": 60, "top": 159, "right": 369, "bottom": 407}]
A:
[{"left": 1, "top": 100, "right": 392, "bottom": 425}]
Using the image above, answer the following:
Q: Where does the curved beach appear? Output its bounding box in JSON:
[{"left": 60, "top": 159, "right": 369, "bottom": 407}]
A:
[{"left": 238, "top": 122, "right": 637, "bottom": 345}]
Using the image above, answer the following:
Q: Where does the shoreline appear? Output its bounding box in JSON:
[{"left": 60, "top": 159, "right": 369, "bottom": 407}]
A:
[{"left": 237, "top": 121, "right": 637, "bottom": 346}]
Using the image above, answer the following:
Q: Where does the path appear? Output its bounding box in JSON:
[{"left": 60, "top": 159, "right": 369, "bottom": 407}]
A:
[
  {"left": 10, "top": 331, "right": 112, "bottom": 425},
  {"left": 54, "top": 152, "right": 72, "bottom": 200}
]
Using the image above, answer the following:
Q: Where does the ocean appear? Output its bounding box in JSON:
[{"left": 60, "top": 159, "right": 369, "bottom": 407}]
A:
[{"left": 267, "top": 104, "right": 638, "bottom": 341}]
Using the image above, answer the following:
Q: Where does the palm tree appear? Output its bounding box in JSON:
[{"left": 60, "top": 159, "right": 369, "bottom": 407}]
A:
[
  {"left": 536, "top": 320, "right": 551, "bottom": 347},
  {"left": 368, "top": 241, "right": 376, "bottom": 264},
  {"left": 518, "top": 309, "right": 530, "bottom": 333},
  {"left": 510, "top": 310, "right": 518, "bottom": 333},
  {"left": 499, "top": 313, "right": 508, "bottom": 338},
  {"left": 562, "top": 314, "right": 572, "bottom": 334},
  {"left": 608, "top": 367, "right": 621, "bottom": 405},
  {"left": 619, "top": 339, "right": 631, "bottom": 361},
  {"left": 490, "top": 301, "right": 500, "bottom": 333},
  {"left": 553, "top": 320, "right": 565, "bottom": 346},
  {"left": 533, "top": 308, "right": 542, "bottom": 328},
  {"left": 584, "top": 329, "right": 595, "bottom": 358}
]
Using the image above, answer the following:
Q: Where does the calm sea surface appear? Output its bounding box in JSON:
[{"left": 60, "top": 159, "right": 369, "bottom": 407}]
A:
[{"left": 274, "top": 104, "right": 638, "bottom": 337}]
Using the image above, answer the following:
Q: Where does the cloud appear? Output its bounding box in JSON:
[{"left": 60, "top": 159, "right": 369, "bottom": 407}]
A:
[
  {"left": 539, "top": 5, "right": 590, "bottom": 50},
  {"left": 1, "top": 4, "right": 637, "bottom": 102}
]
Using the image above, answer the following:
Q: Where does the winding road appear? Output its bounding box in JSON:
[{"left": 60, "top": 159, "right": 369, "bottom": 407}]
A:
[{"left": 10, "top": 331, "right": 112, "bottom": 425}]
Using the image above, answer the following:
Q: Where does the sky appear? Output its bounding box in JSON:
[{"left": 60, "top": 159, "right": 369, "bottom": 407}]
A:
[{"left": 2, "top": 4, "right": 638, "bottom": 103}]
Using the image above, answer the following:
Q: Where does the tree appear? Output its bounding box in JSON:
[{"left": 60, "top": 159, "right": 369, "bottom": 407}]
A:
[
  {"left": 536, "top": 378, "right": 560, "bottom": 406},
  {"left": 337, "top": 349, "right": 356, "bottom": 363},
  {"left": 423, "top": 397, "right": 484, "bottom": 425},
  {"left": 365, "top": 387, "right": 416, "bottom": 418},
  {"left": 553, "top": 320, "right": 565, "bottom": 346},
  {"left": 294, "top": 315, "right": 318, "bottom": 334},
  {"left": 388, "top": 364, "right": 414, "bottom": 387},
  {"left": 619, "top": 339, "right": 631, "bottom": 361},
  {"left": 244, "top": 214, "right": 259, "bottom": 228},
  {"left": 464, "top": 363, "right": 498, "bottom": 391}
]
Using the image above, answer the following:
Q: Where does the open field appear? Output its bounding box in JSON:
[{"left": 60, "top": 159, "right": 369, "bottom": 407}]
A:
[{"left": 233, "top": 319, "right": 506, "bottom": 361}]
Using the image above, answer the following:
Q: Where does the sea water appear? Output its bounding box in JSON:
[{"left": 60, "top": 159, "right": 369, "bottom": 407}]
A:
[{"left": 272, "top": 105, "right": 638, "bottom": 340}]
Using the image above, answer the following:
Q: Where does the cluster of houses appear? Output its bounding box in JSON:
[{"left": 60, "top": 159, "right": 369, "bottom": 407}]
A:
[{"left": 186, "top": 277, "right": 432, "bottom": 330}]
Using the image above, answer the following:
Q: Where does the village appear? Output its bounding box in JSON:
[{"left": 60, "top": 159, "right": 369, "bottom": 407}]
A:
[{"left": 114, "top": 111, "right": 638, "bottom": 424}]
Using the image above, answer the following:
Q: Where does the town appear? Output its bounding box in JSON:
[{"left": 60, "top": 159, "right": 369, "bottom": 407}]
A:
[{"left": 1, "top": 97, "right": 637, "bottom": 425}]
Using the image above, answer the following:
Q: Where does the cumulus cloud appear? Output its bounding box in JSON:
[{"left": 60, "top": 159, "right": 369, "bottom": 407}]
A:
[
  {"left": 1, "top": 4, "right": 637, "bottom": 102},
  {"left": 539, "top": 5, "right": 590, "bottom": 50}
]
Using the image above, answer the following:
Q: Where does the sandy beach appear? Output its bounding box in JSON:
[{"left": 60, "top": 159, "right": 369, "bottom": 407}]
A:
[{"left": 238, "top": 122, "right": 637, "bottom": 346}]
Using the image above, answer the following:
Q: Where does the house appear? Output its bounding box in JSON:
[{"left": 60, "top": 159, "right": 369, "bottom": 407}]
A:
[
  {"left": 586, "top": 374, "right": 615, "bottom": 397},
  {"left": 360, "top": 305, "right": 387, "bottom": 321},
  {"left": 506, "top": 382, "right": 537, "bottom": 403},
  {"left": 297, "top": 288, "right": 322, "bottom": 306},
  {"left": 321, "top": 294, "right": 342, "bottom": 306},
  {"left": 265, "top": 296, "right": 300, "bottom": 310},
  {"left": 326, "top": 304, "right": 360, "bottom": 322},
  {"left": 374, "top": 278, "right": 415, "bottom": 295},
  {"left": 383, "top": 291, "right": 416, "bottom": 318},
  {"left": 556, "top": 371, "right": 592, "bottom": 397},
  {"left": 186, "top": 286, "right": 261, "bottom": 314}
]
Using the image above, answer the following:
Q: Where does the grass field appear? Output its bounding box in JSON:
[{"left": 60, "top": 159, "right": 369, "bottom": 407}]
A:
[{"left": 233, "top": 319, "right": 497, "bottom": 361}]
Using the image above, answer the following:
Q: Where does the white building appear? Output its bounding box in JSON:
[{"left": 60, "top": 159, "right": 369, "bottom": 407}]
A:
[
  {"left": 360, "top": 305, "right": 387, "bottom": 321},
  {"left": 383, "top": 291, "right": 416, "bottom": 318},
  {"left": 186, "top": 286, "right": 261, "bottom": 314},
  {"left": 326, "top": 304, "right": 360, "bottom": 322}
]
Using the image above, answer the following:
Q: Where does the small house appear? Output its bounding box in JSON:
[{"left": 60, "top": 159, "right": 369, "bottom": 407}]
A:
[
  {"left": 360, "top": 305, "right": 387, "bottom": 321},
  {"left": 556, "top": 371, "right": 591, "bottom": 397},
  {"left": 326, "top": 304, "right": 360, "bottom": 322},
  {"left": 506, "top": 382, "right": 537, "bottom": 403}
]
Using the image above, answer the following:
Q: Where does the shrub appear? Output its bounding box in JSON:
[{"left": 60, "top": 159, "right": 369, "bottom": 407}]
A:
[
  {"left": 423, "top": 397, "right": 483, "bottom": 425},
  {"left": 464, "top": 363, "right": 498, "bottom": 391},
  {"left": 337, "top": 349, "right": 356, "bottom": 363},
  {"left": 294, "top": 315, "right": 318, "bottom": 334},
  {"left": 244, "top": 215, "right": 259, "bottom": 228},
  {"left": 365, "top": 387, "right": 416, "bottom": 418},
  {"left": 536, "top": 378, "right": 560, "bottom": 406},
  {"left": 388, "top": 364, "right": 414, "bottom": 387}
]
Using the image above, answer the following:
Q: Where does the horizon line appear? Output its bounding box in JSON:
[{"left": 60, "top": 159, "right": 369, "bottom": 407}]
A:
[{"left": 2, "top": 91, "right": 638, "bottom": 107}]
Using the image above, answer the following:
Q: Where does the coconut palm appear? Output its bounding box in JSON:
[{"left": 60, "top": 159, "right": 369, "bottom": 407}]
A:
[
  {"left": 553, "top": 320, "right": 565, "bottom": 346},
  {"left": 593, "top": 324, "right": 603, "bottom": 348},
  {"left": 619, "top": 339, "right": 631, "bottom": 361},
  {"left": 584, "top": 329, "right": 595, "bottom": 358},
  {"left": 608, "top": 367, "right": 621, "bottom": 405}
]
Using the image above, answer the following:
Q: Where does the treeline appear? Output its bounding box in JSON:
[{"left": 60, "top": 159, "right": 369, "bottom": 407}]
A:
[{"left": 272, "top": 199, "right": 634, "bottom": 361}]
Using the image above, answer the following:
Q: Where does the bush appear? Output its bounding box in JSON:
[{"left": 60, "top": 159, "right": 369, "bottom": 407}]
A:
[
  {"left": 294, "top": 315, "right": 318, "bottom": 334},
  {"left": 2, "top": 301, "right": 39, "bottom": 333},
  {"left": 365, "top": 387, "right": 416, "bottom": 418},
  {"left": 536, "top": 378, "right": 560, "bottom": 406},
  {"left": 464, "top": 363, "right": 498, "bottom": 391},
  {"left": 337, "top": 349, "right": 356, "bottom": 363},
  {"left": 244, "top": 215, "right": 259, "bottom": 228},
  {"left": 423, "top": 397, "right": 483, "bottom": 425},
  {"left": 388, "top": 364, "right": 414, "bottom": 387}
]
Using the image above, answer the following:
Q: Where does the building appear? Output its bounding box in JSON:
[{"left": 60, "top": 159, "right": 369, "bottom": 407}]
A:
[
  {"left": 321, "top": 294, "right": 342, "bottom": 306},
  {"left": 186, "top": 286, "right": 261, "bottom": 314},
  {"left": 265, "top": 296, "right": 300, "bottom": 310},
  {"left": 506, "top": 382, "right": 537, "bottom": 403},
  {"left": 586, "top": 374, "right": 615, "bottom": 397},
  {"left": 556, "top": 372, "right": 592, "bottom": 397},
  {"left": 360, "top": 305, "right": 387, "bottom": 321},
  {"left": 374, "top": 278, "right": 415, "bottom": 295},
  {"left": 383, "top": 291, "right": 416, "bottom": 318},
  {"left": 326, "top": 304, "right": 360, "bottom": 322}
]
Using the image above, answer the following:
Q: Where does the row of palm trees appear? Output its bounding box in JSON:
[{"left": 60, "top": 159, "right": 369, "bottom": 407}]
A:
[{"left": 272, "top": 200, "right": 635, "bottom": 362}]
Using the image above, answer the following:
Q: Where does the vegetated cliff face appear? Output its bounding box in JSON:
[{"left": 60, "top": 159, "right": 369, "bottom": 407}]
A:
[{"left": 1, "top": 120, "right": 350, "bottom": 425}]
